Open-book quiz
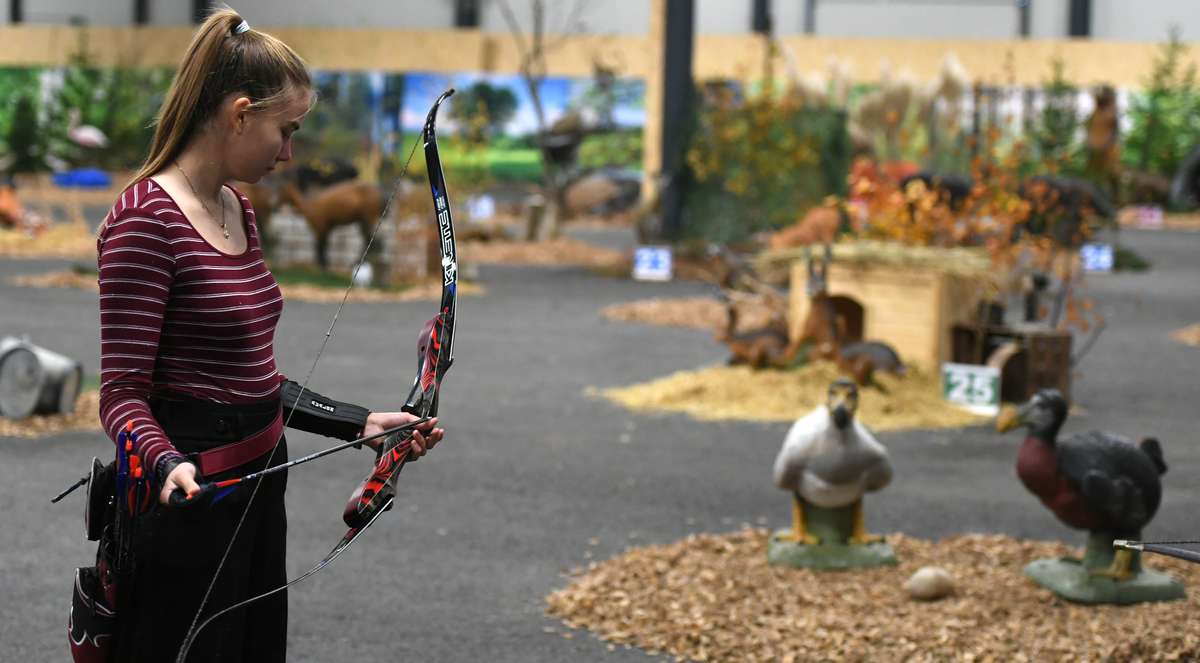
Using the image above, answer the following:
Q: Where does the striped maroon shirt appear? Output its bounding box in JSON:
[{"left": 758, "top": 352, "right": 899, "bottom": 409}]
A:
[{"left": 98, "top": 178, "right": 283, "bottom": 472}]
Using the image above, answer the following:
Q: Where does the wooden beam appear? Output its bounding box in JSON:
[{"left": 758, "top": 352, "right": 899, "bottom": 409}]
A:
[
  {"left": 0, "top": 25, "right": 1191, "bottom": 88},
  {"left": 695, "top": 34, "right": 1196, "bottom": 87}
]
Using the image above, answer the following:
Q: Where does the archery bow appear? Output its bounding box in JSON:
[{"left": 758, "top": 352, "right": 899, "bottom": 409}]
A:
[
  {"left": 174, "top": 88, "right": 458, "bottom": 663},
  {"left": 343, "top": 91, "right": 458, "bottom": 529}
]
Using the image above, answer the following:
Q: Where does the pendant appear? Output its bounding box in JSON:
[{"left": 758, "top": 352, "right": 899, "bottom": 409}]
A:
[{"left": 223, "top": 228, "right": 230, "bottom": 239}]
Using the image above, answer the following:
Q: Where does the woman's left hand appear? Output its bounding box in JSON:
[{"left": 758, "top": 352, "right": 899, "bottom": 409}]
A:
[{"left": 361, "top": 412, "right": 443, "bottom": 458}]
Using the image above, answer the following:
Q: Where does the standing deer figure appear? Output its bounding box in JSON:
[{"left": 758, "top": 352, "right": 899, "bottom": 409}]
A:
[
  {"left": 234, "top": 181, "right": 277, "bottom": 259},
  {"left": 705, "top": 245, "right": 802, "bottom": 369},
  {"left": 798, "top": 244, "right": 847, "bottom": 360},
  {"left": 715, "top": 290, "right": 802, "bottom": 369},
  {"left": 768, "top": 201, "right": 847, "bottom": 251},
  {"left": 279, "top": 180, "right": 383, "bottom": 269}
]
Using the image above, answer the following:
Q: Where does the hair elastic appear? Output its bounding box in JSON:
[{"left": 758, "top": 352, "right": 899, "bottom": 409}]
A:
[{"left": 233, "top": 20, "right": 250, "bottom": 35}]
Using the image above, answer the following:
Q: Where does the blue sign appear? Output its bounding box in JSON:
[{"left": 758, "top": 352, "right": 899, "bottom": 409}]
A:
[
  {"left": 633, "top": 246, "right": 672, "bottom": 281},
  {"left": 1081, "top": 243, "right": 1114, "bottom": 273}
]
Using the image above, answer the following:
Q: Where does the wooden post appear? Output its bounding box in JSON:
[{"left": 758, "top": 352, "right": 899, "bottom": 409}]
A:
[
  {"left": 658, "top": 0, "right": 694, "bottom": 240},
  {"left": 641, "top": 0, "right": 667, "bottom": 209},
  {"left": 639, "top": 0, "right": 694, "bottom": 241},
  {"left": 1068, "top": 0, "right": 1092, "bottom": 38}
]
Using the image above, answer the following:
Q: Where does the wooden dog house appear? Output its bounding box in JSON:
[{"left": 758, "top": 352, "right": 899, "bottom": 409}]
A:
[{"left": 786, "top": 248, "right": 998, "bottom": 371}]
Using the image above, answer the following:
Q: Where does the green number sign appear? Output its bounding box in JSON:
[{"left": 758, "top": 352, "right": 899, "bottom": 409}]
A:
[{"left": 941, "top": 363, "right": 1001, "bottom": 415}]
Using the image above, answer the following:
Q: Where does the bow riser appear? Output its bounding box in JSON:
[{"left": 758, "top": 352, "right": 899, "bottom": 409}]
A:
[{"left": 342, "top": 88, "right": 459, "bottom": 530}]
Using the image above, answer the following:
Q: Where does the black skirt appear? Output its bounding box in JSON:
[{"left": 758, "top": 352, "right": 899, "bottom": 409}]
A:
[{"left": 113, "top": 396, "right": 289, "bottom": 663}]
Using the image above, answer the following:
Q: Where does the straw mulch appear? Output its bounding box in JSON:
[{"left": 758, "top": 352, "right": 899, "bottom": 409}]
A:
[
  {"left": 1162, "top": 214, "right": 1200, "bottom": 231},
  {"left": 596, "top": 362, "right": 985, "bottom": 431},
  {"left": 1172, "top": 323, "right": 1200, "bottom": 348},
  {"left": 601, "top": 296, "right": 781, "bottom": 335},
  {"left": 0, "top": 390, "right": 101, "bottom": 438},
  {"left": 757, "top": 241, "right": 995, "bottom": 281},
  {"left": 8, "top": 270, "right": 480, "bottom": 303},
  {"left": 10, "top": 270, "right": 98, "bottom": 291},
  {"left": 0, "top": 222, "right": 96, "bottom": 258},
  {"left": 460, "top": 236, "right": 628, "bottom": 270},
  {"left": 546, "top": 528, "right": 1200, "bottom": 663}
]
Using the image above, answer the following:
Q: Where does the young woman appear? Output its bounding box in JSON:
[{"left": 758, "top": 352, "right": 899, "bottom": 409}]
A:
[{"left": 96, "top": 9, "right": 443, "bottom": 661}]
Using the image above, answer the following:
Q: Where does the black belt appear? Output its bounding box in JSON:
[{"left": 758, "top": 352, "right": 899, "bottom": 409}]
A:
[{"left": 149, "top": 395, "right": 280, "bottom": 455}]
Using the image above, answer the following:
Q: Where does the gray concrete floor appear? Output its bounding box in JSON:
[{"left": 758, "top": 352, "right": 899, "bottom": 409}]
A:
[{"left": 1, "top": 227, "right": 1198, "bottom": 662}]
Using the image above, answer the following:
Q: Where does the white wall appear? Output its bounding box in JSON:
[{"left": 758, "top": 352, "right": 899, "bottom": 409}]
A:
[
  {"left": 12, "top": 0, "right": 132, "bottom": 25},
  {"left": 478, "top": 0, "right": 652, "bottom": 35},
  {"left": 695, "top": 0, "right": 752, "bottom": 35},
  {"left": 1092, "top": 0, "right": 1200, "bottom": 42},
  {"left": 5, "top": 0, "right": 1199, "bottom": 42},
  {"left": 226, "top": 0, "right": 652, "bottom": 35},
  {"left": 1029, "top": 0, "right": 1068, "bottom": 39},
  {"left": 233, "top": 0, "right": 455, "bottom": 29},
  {"left": 148, "top": 0, "right": 193, "bottom": 26},
  {"left": 806, "top": 0, "right": 1021, "bottom": 39},
  {"left": 209, "top": 1, "right": 651, "bottom": 36}
]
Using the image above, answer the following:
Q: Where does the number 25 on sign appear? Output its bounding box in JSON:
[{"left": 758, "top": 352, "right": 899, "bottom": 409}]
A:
[{"left": 941, "top": 362, "right": 1001, "bottom": 416}]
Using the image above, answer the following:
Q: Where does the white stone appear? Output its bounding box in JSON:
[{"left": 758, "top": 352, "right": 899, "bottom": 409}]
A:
[{"left": 905, "top": 566, "right": 955, "bottom": 601}]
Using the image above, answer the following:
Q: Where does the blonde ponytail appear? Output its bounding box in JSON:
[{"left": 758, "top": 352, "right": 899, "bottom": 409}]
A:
[{"left": 127, "top": 7, "right": 312, "bottom": 188}]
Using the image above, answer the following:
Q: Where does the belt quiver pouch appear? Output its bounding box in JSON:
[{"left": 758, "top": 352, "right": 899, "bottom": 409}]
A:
[
  {"left": 70, "top": 457, "right": 120, "bottom": 662},
  {"left": 68, "top": 563, "right": 117, "bottom": 662},
  {"left": 85, "top": 458, "right": 115, "bottom": 542}
]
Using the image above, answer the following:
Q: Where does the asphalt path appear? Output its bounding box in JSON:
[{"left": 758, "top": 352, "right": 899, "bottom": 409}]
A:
[{"left": 1, "top": 227, "right": 1197, "bottom": 661}]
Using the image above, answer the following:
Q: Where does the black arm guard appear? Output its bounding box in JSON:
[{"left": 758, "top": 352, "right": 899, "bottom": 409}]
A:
[{"left": 280, "top": 380, "right": 371, "bottom": 442}]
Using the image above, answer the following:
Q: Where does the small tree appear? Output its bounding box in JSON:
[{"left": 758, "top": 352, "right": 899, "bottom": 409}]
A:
[
  {"left": 497, "top": 0, "right": 588, "bottom": 241},
  {"left": 1031, "top": 56, "right": 1079, "bottom": 171},
  {"left": 445, "top": 99, "right": 497, "bottom": 209},
  {"left": 6, "top": 95, "right": 43, "bottom": 174},
  {"left": 682, "top": 80, "right": 847, "bottom": 244},
  {"left": 1124, "top": 27, "right": 1200, "bottom": 179},
  {"left": 448, "top": 81, "right": 518, "bottom": 142},
  {"left": 42, "top": 28, "right": 170, "bottom": 171}
]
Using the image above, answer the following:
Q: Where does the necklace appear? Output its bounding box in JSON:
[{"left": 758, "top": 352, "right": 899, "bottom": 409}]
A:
[{"left": 175, "top": 162, "right": 229, "bottom": 239}]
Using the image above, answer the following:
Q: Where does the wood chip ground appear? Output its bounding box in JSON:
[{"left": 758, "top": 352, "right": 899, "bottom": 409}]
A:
[
  {"left": 460, "top": 236, "right": 628, "bottom": 270},
  {"left": 546, "top": 528, "right": 1200, "bottom": 662},
  {"left": 0, "top": 390, "right": 101, "bottom": 438},
  {"left": 601, "top": 297, "right": 779, "bottom": 335},
  {"left": 1172, "top": 323, "right": 1200, "bottom": 348}
]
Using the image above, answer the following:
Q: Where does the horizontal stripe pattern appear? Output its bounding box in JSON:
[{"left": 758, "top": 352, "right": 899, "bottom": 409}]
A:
[{"left": 98, "top": 179, "right": 283, "bottom": 472}]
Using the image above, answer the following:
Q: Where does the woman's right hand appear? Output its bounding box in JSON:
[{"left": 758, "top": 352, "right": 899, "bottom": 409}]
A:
[{"left": 160, "top": 461, "right": 201, "bottom": 505}]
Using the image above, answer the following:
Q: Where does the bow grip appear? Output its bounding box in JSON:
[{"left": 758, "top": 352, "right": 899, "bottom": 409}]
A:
[{"left": 168, "top": 482, "right": 217, "bottom": 508}]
